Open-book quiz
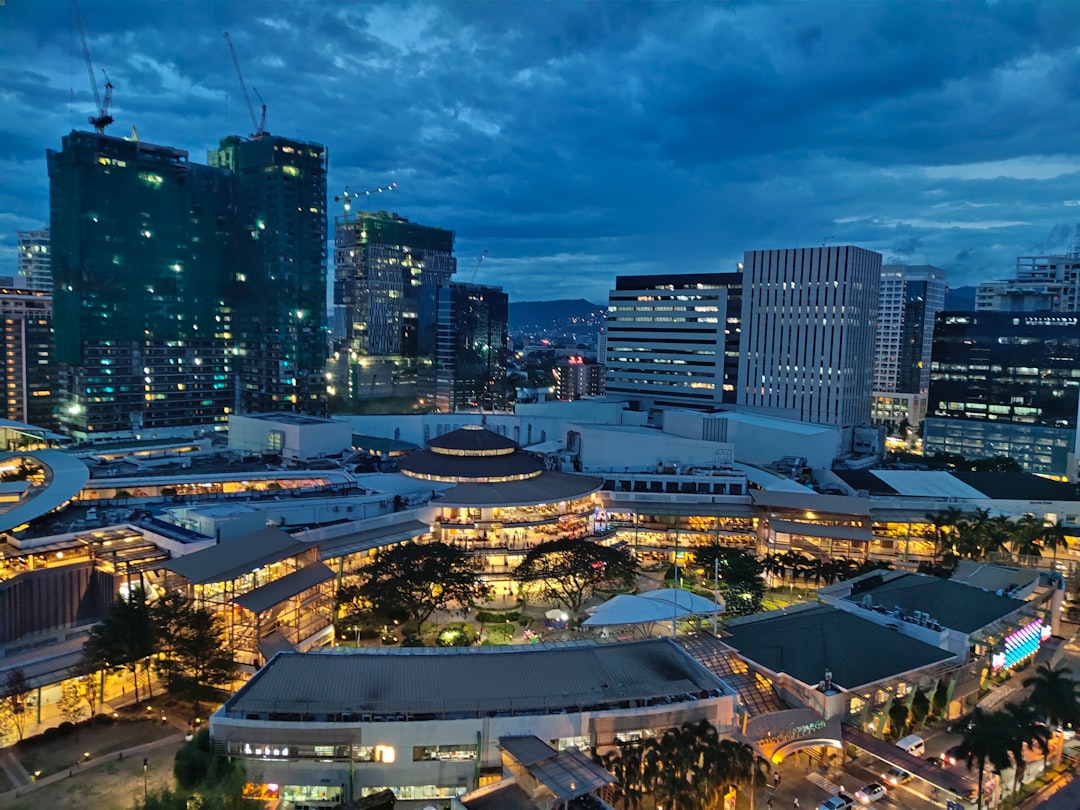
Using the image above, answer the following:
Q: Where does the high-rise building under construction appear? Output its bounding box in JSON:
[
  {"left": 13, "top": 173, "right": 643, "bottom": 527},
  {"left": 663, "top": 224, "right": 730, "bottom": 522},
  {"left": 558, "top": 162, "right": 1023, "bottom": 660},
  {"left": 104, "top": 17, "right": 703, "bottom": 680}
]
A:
[
  {"left": 49, "top": 131, "right": 236, "bottom": 437},
  {"left": 209, "top": 135, "right": 328, "bottom": 415},
  {"left": 332, "top": 211, "right": 455, "bottom": 401},
  {"left": 48, "top": 130, "right": 328, "bottom": 438}
]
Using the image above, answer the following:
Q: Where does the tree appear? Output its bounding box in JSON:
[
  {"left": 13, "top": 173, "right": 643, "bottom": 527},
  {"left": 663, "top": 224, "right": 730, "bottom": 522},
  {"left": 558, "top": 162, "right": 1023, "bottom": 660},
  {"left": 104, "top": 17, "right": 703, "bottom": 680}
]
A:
[
  {"left": 515, "top": 537, "right": 638, "bottom": 619},
  {"left": 887, "top": 702, "right": 909, "bottom": 740},
  {"left": 2, "top": 667, "right": 34, "bottom": 742},
  {"left": 719, "top": 737, "right": 770, "bottom": 810},
  {"left": 1002, "top": 700, "right": 1050, "bottom": 794},
  {"left": 152, "top": 591, "right": 236, "bottom": 698},
  {"left": 956, "top": 707, "right": 1013, "bottom": 810},
  {"left": 58, "top": 679, "right": 85, "bottom": 738},
  {"left": 82, "top": 588, "right": 156, "bottom": 703},
  {"left": 694, "top": 547, "right": 764, "bottom": 617},
  {"left": 358, "top": 542, "right": 489, "bottom": 631},
  {"left": 909, "top": 689, "right": 931, "bottom": 731},
  {"left": 76, "top": 661, "right": 100, "bottom": 722},
  {"left": 1023, "top": 662, "right": 1080, "bottom": 765}
]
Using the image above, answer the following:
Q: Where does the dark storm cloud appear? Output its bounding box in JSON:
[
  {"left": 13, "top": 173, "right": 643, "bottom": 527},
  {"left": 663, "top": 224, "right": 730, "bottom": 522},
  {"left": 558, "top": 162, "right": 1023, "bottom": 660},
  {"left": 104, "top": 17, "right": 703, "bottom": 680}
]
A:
[{"left": 2, "top": 0, "right": 1080, "bottom": 302}]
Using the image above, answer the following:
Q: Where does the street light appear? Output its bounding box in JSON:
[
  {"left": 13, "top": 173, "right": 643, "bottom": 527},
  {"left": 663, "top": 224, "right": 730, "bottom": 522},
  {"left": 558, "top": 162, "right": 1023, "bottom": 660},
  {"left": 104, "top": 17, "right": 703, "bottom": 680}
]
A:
[{"left": 143, "top": 757, "right": 148, "bottom": 802}]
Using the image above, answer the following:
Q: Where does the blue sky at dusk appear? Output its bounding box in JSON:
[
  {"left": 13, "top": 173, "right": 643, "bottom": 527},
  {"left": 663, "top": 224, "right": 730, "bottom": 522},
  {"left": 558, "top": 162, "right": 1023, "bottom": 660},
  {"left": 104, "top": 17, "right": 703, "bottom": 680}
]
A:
[{"left": 2, "top": 0, "right": 1080, "bottom": 302}]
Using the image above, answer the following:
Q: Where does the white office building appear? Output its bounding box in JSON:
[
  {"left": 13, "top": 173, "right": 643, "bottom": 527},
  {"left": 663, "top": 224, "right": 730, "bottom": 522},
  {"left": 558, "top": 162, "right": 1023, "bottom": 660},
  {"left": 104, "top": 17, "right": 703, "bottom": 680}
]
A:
[
  {"left": 604, "top": 272, "right": 742, "bottom": 411},
  {"left": 976, "top": 248, "right": 1080, "bottom": 313},
  {"left": 738, "top": 246, "right": 881, "bottom": 430},
  {"left": 15, "top": 229, "right": 51, "bottom": 292},
  {"left": 872, "top": 265, "right": 947, "bottom": 428}
]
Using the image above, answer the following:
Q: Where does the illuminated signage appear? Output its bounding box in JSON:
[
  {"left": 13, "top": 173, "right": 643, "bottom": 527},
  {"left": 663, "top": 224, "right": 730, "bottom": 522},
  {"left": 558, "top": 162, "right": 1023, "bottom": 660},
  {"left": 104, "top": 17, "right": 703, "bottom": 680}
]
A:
[{"left": 993, "top": 619, "right": 1043, "bottom": 671}]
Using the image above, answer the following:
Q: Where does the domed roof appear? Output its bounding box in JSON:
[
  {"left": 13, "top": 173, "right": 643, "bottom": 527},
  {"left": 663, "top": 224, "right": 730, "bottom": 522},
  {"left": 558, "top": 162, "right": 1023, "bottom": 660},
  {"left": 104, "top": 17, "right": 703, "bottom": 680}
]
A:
[
  {"left": 428, "top": 424, "right": 518, "bottom": 455},
  {"left": 398, "top": 425, "right": 545, "bottom": 483}
]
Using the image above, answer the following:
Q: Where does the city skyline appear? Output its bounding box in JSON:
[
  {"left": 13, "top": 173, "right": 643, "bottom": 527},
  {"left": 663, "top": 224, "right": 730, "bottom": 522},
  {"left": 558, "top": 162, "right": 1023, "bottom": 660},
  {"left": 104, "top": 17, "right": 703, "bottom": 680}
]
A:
[{"left": 2, "top": 1, "right": 1080, "bottom": 302}]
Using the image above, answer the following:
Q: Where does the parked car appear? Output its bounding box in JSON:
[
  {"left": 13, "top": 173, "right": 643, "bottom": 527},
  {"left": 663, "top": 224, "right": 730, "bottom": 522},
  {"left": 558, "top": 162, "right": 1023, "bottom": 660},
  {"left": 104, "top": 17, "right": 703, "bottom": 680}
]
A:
[
  {"left": 816, "top": 793, "right": 856, "bottom": 810},
  {"left": 926, "top": 755, "right": 944, "bottom": 768},
  {"left": 854, "top": 783, "right": 887, "bottom": 804},
  {"left": 881, "top": 767, "right": 912, "bottom": 787}
]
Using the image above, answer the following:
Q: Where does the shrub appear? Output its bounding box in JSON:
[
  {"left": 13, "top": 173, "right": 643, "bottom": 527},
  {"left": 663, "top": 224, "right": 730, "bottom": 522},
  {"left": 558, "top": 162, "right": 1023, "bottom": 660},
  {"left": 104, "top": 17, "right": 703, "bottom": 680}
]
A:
[
  {"left": 94, "top": 713, "right": 116, "bottom": 726},
  {"left": 58, "top": 721, "right": 76, "bottom": 736},
  {"left": 476, "top": 610, "right": 521, "bottom": 624},
  {"left": 402, "top": 636, "right": 426, "bottom": 647}
]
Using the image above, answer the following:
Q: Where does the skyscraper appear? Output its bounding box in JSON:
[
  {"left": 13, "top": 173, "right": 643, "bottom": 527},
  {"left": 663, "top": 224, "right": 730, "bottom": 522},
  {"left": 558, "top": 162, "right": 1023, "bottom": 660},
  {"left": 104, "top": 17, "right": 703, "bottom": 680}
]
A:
[
  {"left": 924, "top": 311, "right": 1080, "bottom": 478},
  {"left": 49, "top": 131, "right": 236, "bottom": 437},
  {"left": 0, "top": 287, "right": 54, "bottom": 428},
  {"left": 332, "top": 211, "right": 455, "bottom": 401},
  {"left": 738, "top": 246, "right": 881, "bottom": 428},
  {"left": 604, "top": 273, "right": 742, "bottom": 411},
  {"left": 872, "top": 265, "right": 947, "bottom": 428},
  {"left": 15, "top": 229, "right": 51, "bottom": 292},
  {"left": 208, "top": 135, "right": 329, "bottom": 414},
  {"left": 434, "top": 282, "right": 508, "bottom": 412}
]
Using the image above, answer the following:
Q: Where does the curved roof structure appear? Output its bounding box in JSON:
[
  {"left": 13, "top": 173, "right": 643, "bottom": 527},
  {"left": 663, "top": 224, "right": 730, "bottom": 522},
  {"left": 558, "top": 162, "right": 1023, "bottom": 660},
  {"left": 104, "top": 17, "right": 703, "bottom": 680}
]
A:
[
  {"left": 399, "top": 425, "right": 545, "bottom": 483},
  {"left": 400, "top": 425, "right": 600, "bottom": 507},
  {"left": 436, "top": 471, "right": 602, "bottom": 508},
  {"left": 0, "top": 450, "right": 90, "bottom": 534}
]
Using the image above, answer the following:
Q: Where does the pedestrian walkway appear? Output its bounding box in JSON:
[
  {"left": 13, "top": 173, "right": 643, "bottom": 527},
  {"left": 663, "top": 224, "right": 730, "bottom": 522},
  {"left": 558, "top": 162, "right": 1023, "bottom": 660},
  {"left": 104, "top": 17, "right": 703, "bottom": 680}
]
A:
[
  {"left": 0, "top": 752, "right": 29, "bottom": 789},
  {"left": 0, "top": 731, "right": 184, "bottom": 804}
]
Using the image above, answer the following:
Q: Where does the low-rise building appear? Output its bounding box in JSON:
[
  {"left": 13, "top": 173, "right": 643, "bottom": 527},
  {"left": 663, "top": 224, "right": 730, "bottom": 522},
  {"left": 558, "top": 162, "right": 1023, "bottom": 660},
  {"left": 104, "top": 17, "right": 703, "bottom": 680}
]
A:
[{"left": 210, "top": 638, "right": 738, "bottom": 805}]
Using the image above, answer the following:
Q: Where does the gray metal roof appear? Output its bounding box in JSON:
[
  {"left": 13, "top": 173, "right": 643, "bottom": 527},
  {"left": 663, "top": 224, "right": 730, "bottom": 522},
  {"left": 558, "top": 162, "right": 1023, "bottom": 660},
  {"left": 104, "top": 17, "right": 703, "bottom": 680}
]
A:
[
  {"left": 501, "top": 735, "right": 558, "bottom": 766},
  {"left": 768, "top": 518, "right": 872, "bottom": 542},
  {"left": 723, "top": 605, "right": 955, "bottom": 691},
  {"left": 0, "top": 450, "right": 90, "bottom": 532},
  {"left": 163, "top": 527, "right": 307, "bottom": 585},
  {"left": 437, "top": 471, "right": 602, "bottom": 507},
  {"left": 314, "top": 519, "right": 429, "bottom": 559},
  {"left": 841, "top": 572, "right": 1026, "bottom": 633},
  {"left": 220, "top": 637, "right": 728, "bottom": 720},
  {"left": 530, "top": 747, "right": 616, "bottom": 800},
  {"left": 232, "top": 562, "right": 334, "bottom": 614},
  {"left": 751, "top": 490, "right": 871, "bottom": 516}
]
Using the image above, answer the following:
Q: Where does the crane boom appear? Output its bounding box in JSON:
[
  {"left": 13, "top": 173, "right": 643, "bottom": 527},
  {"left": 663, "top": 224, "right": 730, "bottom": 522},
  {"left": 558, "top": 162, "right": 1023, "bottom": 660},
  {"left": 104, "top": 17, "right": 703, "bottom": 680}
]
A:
[
  {"left": 73, "top": 0, "right": 114, "bottom": 134},
  {"left": 334, "top": 182, "right": 398, "bottom": 219},
  {"left": 470, "top": 249, "right": 489, "bottom": 283},
  {"left": 223, "top": 32, "right": 267, "bottom": 138}
]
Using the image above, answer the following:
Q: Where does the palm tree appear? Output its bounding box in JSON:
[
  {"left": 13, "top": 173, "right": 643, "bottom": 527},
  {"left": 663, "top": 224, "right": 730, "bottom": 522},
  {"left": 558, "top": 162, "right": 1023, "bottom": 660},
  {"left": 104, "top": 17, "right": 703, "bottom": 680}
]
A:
[
  {"left": 1023, "top": 662, "right": 1080, "bottom": 765},
  {"left": 956, "top": 507, "right": 992, "bottom": 559},
  {"left": 956, "top": 707, "right": 1014, "bottom": 810},
  {"left": 983, "top": 515, "right": 1014, "bottom": 559},
  {"left": 1002, "top": 700, "right": 1051, "bottom": 794},
  {"left": 719, "top": 738, "right": 770, "bottom": 810},
  {"left": 1042, "top": 518, "right": 1072, "bottom": 572},
  {"left": 1012, "top": 514, "right": 1045, "bottom": 560},
  {"left": 925, "top": 507, "right": 965, "bottom": 563}
]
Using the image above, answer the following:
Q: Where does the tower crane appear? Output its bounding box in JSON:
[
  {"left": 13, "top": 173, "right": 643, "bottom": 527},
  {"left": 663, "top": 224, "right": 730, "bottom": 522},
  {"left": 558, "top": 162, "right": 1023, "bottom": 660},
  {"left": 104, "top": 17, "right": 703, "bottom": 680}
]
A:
[
  {"left": 334, "top": 183, "right": 398, "bottom": 220},
  {"left": 470, "top": 249, "right": 489, "bottom": 283},
  {"left": 73, "top": 0, "right": 114, "bottom": 135},
  {"left": 223, "top": 32, "right": 268, "bottom": 138}
]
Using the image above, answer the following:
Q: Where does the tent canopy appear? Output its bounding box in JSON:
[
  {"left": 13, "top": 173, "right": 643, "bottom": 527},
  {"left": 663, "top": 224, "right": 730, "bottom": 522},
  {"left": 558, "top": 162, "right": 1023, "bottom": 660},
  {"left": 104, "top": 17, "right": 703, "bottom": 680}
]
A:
[
  {"left": 639, "top": 588, "right": 724, "bottom": 614},
  {"left": 582, "top": 589, "right": 724, "bottom": 628}
]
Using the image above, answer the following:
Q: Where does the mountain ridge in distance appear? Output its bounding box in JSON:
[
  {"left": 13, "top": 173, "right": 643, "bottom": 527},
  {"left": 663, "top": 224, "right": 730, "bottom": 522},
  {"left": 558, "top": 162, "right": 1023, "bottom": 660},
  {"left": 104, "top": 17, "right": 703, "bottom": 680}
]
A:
[{"left": 509, "top": 299, "right": 605, "bottom": 329}]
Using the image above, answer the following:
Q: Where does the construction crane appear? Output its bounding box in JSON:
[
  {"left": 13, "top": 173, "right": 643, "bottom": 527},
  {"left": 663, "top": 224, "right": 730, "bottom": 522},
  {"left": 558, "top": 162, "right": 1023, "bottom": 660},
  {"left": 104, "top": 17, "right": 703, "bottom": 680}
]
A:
[
  {"left": 334, "top": 183, "right": 397, "bottom": 220},
  {"left": 223, "top": 32, "right": 268, "bottom": 138},
  {"left": 470, "top": 249, "right": 489, "bottom": 283},
  {"left": 73, "top": 0, "right": 114, "bottom": 135}
]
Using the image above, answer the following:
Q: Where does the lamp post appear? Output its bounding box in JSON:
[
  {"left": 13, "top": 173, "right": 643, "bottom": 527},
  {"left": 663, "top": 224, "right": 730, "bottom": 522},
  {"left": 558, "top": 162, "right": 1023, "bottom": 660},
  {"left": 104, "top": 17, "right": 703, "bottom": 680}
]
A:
[{"left": 143, "top": 757, "right": 148, "bottom": 802}]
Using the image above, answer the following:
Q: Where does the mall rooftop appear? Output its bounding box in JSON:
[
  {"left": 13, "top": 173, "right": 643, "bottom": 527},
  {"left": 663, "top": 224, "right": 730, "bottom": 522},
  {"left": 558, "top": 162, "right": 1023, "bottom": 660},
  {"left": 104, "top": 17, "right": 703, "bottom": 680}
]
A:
[
  {"left": 722, "top": 604, "right": 955, "bottom": 691},
  {"left": 219, "top": 638, "right": 733, "bottom": 722}
]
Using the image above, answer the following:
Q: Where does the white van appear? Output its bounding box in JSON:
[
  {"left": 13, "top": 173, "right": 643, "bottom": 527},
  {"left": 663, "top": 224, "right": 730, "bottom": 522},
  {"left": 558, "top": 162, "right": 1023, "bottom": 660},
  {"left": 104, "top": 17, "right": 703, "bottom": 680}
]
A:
[{"left": 895, "top": 734, "right": 925, "bottom": 757}]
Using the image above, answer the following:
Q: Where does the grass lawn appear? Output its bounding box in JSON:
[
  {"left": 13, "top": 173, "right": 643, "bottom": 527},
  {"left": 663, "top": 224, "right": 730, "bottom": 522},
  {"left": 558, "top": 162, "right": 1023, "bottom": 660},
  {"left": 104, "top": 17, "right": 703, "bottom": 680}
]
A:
[
  {"left": 0, "top": 738, "right": 183, "bottom": 810},
  {"left": 15, "top": 719, "right": 177, "bottom": 779}
]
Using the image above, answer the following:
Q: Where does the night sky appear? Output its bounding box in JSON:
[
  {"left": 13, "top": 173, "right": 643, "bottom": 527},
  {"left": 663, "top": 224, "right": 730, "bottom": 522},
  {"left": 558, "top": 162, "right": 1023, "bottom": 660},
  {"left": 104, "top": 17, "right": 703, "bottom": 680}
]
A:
[{"left": 2, "top": 0, "right": 1080, "bottom": 303}]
